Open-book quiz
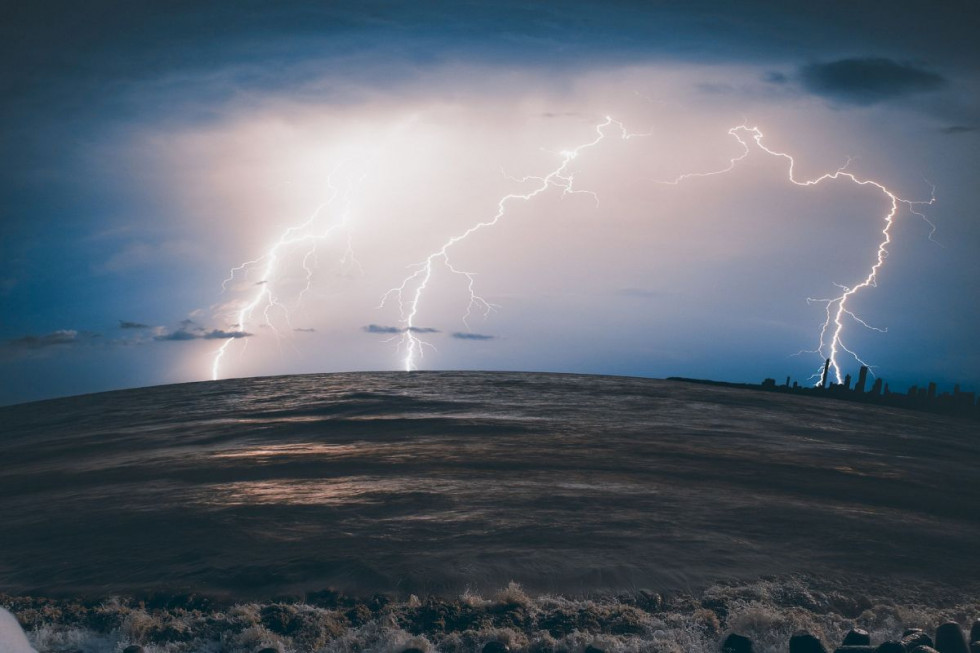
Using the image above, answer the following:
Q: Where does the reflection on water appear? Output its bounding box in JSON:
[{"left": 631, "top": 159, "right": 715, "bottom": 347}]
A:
[{"left": 0, "top": 371, "right": 977, "bottom": 598}]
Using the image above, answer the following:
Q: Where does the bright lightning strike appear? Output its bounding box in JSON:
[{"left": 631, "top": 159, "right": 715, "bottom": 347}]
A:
[
  {"left": 380, "top": 116, "right": 638, "bottom": 371},
  {"left": 211, "top": 163, "right": 368, "bottom": 380},
  {"left": 665, "top": 125, "right": 936, "bottom": 385}
]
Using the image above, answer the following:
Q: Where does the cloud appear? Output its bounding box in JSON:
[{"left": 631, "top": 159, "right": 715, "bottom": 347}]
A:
[
  {"left": 763, "top": 71, "right": 789, "bottom": 84},
  {"left": 154, "top": 329, "right": 198, "bottom": 342},
  {"left": 363, "top": 324, "right": 403, "bottom": 334},
  {"left": 118, "top": 320, "right": 150, "bottom": 329},
  {"left": 452, "top": 332, "right": 495, "bottom": 340},
  {"left": 362, "top": 324, "right": 440, "bottom": 334},
  {"left": 154, "top": 328, "right": 251, "bottom": 342},
  {"left": 294, "top": 327, "right": 316, "bottom": 332},
  {"left": 203, "top": 329, "right": 251, "bottom": 339},
  {"left": 941, "top": 125, "right": 975, "bottom": 134},
  {"left": 5, "top": 329, "right": 85, "bottom": 349},
  {"left": 799, "top": 58, "right": 946, "bottom": 105}
]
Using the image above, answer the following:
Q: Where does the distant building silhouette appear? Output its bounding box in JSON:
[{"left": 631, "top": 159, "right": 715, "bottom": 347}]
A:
[
  {"left": 670, "top": 364, "right": 977, "bottom": 420},
  {"left": 855, "top": 366, "right": 868, "bottom": 394},
  {"left": 820, "top": 358, "right": 831, "bottom": 389}
]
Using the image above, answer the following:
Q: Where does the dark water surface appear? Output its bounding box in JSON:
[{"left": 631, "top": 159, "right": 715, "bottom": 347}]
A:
[{"left": 1, "top": 372, "right": 977, "bottom": 599}]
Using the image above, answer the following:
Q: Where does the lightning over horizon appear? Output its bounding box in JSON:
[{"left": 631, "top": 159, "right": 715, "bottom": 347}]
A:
[
  {"left": 379, "top": 116, "right": 639, "bottom": 371},
  {"left": 664, "top": 125, "right": 937, "bottom": 385},
  {"left": 207, "top": 117, "right": 938, "bottom": 386},
  {"left": 210, "top": 161, "right": 369, "bottom": 380}
]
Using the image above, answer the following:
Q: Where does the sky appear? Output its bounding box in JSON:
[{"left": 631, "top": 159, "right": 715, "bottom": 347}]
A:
[{"left": 1, "top": 1, "right": 978, "bottom": 405}]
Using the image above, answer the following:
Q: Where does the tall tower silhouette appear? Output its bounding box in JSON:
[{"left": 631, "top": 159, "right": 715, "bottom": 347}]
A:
[
  {"left": 820, "top": 358, "right": 831, "bottom": 389},
  {"left": 855, "top": 366, "right": 869, "bottom": 394}
]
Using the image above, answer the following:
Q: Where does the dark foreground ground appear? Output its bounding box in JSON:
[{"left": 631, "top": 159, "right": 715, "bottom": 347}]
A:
[
  {"left": 3, "top": 575, "right": 979, "bottom": 652},
  {"left": 1, "top": 372, "right": 977, "bottom": 651}
]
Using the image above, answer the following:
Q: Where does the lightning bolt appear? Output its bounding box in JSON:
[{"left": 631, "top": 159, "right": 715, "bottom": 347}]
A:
[
  {"left": 211, "top": 162, "right": 368, "bottom": 380},
  {"left": 664, "top": 125, "right": 936, "bottom": 385},
  {"left": 380, "top": 116, "right": 638, "bottom": 371}
]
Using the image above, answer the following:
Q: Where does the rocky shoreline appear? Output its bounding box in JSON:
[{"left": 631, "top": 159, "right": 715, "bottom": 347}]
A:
[{"left": 3, "top": 577, "right": 978, "bottom": 652}]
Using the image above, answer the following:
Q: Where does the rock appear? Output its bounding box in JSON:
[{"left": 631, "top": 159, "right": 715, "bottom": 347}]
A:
[
  {"left": 584, "top": 647, "right": 605, "bottom": 653},
  {"left": 122, "top": 647, "right": 145, "bottom": 653},
  {"left": 844, "top": 630, "right": 872, "bottom": 646},
  {"left": 722, "top": 633, "right": 753, "bottom": 653},
  {"left": 790, "top": 631, "right": 829, "bottom": 653},
  {"left": 910, "top": 647, "right": 940, "bottom": 653},
  {"left": 936, "top": 622, "right": 969, "bottom": 653},
  {"left": 402, "top": 649, "right": 426, "bottom": 653},
  {"left": 874, "top": 642, "right": 905, "bottom": 653},
  {"left": 902, "top": 631, "right": 934, "bottom": 651},
  {"left": 971, "top": 620, "right": 980, "bottom": 645},
  {"left": 970, "top": 643, "right": 980, "bottom": 653},
  {"left": 482, "top": 643, "right": 510, "bottom": 653},
  {"left": 256, "top": 649, "right": 279, "bottom": 653},
  {"left": 834, "top": 646, "right": 874, "bottom": 653}
]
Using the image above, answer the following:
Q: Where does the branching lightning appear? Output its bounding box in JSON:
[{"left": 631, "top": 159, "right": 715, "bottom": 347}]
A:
[
  {"left": 380, "top": 116, "right": 638, "bottom": 371},
  {"left": 664, "top": 125, "right": 936, "bottom": 385},
  {"left": 211, "top": 163, "right": 368, "bottom": 380}
]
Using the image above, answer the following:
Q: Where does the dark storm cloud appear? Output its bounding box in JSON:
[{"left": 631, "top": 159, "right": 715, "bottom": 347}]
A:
[
  {"left": 4, "top": 330, "right": 93, "bottom": 350},
  {"left": 452, "top": 332, "right": 495, "bottom": 341},
  {"left": 362, "top": 324, "right": 440, "bottom": 334},
  {"left": 799, "top": 58, "right": 946, "bottom": 105},
  {"left": 118, "top": 320, "right": 150, "bottom": 329}
]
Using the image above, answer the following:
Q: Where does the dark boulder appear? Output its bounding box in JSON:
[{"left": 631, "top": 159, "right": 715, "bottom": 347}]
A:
[
  {"left": 971, "top": 620, "right": 980, "bottom": 645},
  {"left": 482, "top": 642, "right": 510, "bottom": 653},
  {"left": 722, "top": 633, "right": 753, "bottom": 653},
  {"left": 874, "top": 641, "right": 906, "bottom": 653},
  {"left": 791, "top": 631, "right": 829, "bottom": 653},
  {"left": 402, "top": 649, "right": 426, "bottom": 653},
  {"left": 122, "top": 647, "right": 144, "bottom": 653},
  {"left": 970, "top": 643, "right": 980, "bottom": 653},
  {"left": 584, "top": 647, "right": 605, "bottom": 653},
  {"left": 834, "top": 646, "right": 874, "bottom": 653},
  {"left": 902, "top": 631, "right": 934, "bottom": 651},
  {"left": 844, "top": 630, "right": 872, "bottom": 646},
  {"left": 936, "top": 622, "right": 969, "bottom": 653},
  {"left": 910, "top": 647, "right": 940, "bottom": 653}
]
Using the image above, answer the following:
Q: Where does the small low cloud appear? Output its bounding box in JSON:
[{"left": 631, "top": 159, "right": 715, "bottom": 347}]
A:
[
  {"left": 363, "top": 324, "right": 440, "bottom": 334},
  {"left": 118, "top": 320, "right": 150, "bottom": 329},
  {"left": 452, "top": 332, "right": 495, "bottom": 341},
  {"left": 363, "top": 324, "right": 403, "bottom": 334},
  {"left": 154, "top": 329, "right": 199, "bottom": 341},
  {"left": 5, "top": 329, "right": 87, "bottom": 350},
  {"left": 799, "top": 57, "right": 946, "bottom": 105},
  {"left": 941, "top": 125, "right": 975, "bottom": 135},
  {"left": 203, "top": 329, "right": 250, "bottom": 339},
  {"left": 294, "top": 327, "right": 316, "bottom": 332},
  {"left": 155, "top": 328, "right": 251, "bottom": 342},
  {"left": 618, "top": 287, "right": 663, "bottom": 299}
]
